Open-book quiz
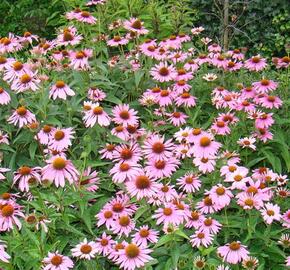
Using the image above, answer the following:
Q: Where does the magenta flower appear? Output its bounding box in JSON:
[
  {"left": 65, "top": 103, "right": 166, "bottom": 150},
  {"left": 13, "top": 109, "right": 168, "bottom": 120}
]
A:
[
  {"left": 112, "top": 104, "right": 139, "bottom": 127},
  {"left": 150, "top": 62, "right": 177, "bottom": 82},
  {"left": 8, "top": 106, "right": 36, "bottom": 128},
  {"left": 0, "top": 201, "right": 24, "bottom": 231},
  {"left": 132, "top": 225, "right": 159, "bottom": 247}
]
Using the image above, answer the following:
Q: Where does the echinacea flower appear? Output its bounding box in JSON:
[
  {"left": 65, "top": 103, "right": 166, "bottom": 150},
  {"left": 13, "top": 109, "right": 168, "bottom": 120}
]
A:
[
  {"left": 42, "top": 251, "right": 74, "bottom": 270},
  {"left": 95, "top": 233, "right": 115, "bottom": 256},
  {"left": 107, "top": 36, "right": 129, "bottom": 47},
  {"left": 190, "top": 230, "right": 214, "bottom": 248},
  {"left": 42, "top": 156, "right": 79, "bottom": 187},
  {"left": 123, "top": 18, "right": 149, "bottom": 35},
  {"left": 0, "top": 201, "right": 24, "bottom": 231},
  {"left": 0, "top": 87, "right": 11, "bottom": 105},
  {"left": 49, "top": 128, "right": 74, "bottom": 152},
  {"left": 49, "top": 81, "right": 75, "bottom": 100},
  {"left": 260, "top": 203, "right": 280, "bottom": 224},
  {"left": 153, "top": 203, "right": 184, "bottom": 226},
  {"left": 244, "top": 55, "right": 267, "bottom": 71},
  {"left": 75, "top": 11, "right": 97, "bottom": 24},
  {"left": 132, "top": 225, "right": 159, "bottom": 247},
  {"left": 8, "top": 106, "right": 36, "bottom": 128},
  {"left": 13, "top": 166, "right": 41, "bottom": 192},
  {"left": 150, "top": 62, "right": 177, "bottom": 82},
  {"left": 237, "top": 137, "right": 256, "bottom": 151},
  {"left": 115, "top": 243, "right": 153, "bottom": 270},
  {"left": 176, "top": 173, "right": 201, "bottom": 193},
  {"left": 112, "top": 104, "right": 139, "bottom": 127},
  {"left": 83, "top": 102, "right": 111, "bottom": 127},
  {"left": 71, "top": 238, "right": 98, "bottom": 260},
  {"left": 0, "top": 241, "right": 10, "bottom": 263},
  {"left": 217, "top": 241, "right": 249, "bottom": 264}
]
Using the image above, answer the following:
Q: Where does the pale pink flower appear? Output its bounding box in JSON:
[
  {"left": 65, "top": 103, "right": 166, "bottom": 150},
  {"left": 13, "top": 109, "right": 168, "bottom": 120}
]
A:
[
  {"left": 0, "top": 131, "right": 9, "bottom": 145},
  {"left": 260, "top": 203, "right": 280, "bottom": 224},
  {"left": 185, "top": 210, "right": 204, "bottom": 229},
  {"left": 8, "top": 106, "right": 36, "bottom": 128},
  {"left": 110, "top": 162, "right": 143, "bottom": 183},
  {"left": 56, "top": 27, "right": 83, "bottom": 47},
  {"left": 252, "top": 79, "right": 278, "bottom": 94},
  {"left": 0, "top": 242, "right": 10, "bottom": 263},
  {"left": 217, "top": 241, "right": 249, "bottom": 264},
  {"left": 11, "top": 72, "right": 40, "bottom": 92},
  {"left": 99, "top": 144, "right": 117, "bottom": 160},
  {"left": 236, "top": 193, "right": 263, "bottom": 210},
  {"left": 79, "top": 167, "right": 99, "bottom": 192},
  {"left": 193, "top": 156, "right": 216, "bottom": 173},
  {"left": 36, "top": 125, "right": 55, "bottom": 145},
  {"left": 199, "top": 217, "right": 222, "bottom": 235},
  {"left": 13, "top": 166, "right": 41, "bottom": 192},
  {"left": 167, "top": 111, "right": 188, "bottom": 126},
  {"left": 0, "top": 87, "right": 11, "bottom": 105},
  {"left": 49, "top": 128, "right": 74, "bottom": 152},
  {"left": 71, "top": 238, "right": 98, "bottom": 260},
  {"left": 237, "top": 137, "right": 256, "bottom": 151},
  {"left": 42, "top": 156, "right": 79, "bottom": 187},
  {"left": 174, "top": 92, "right": 197, "bottom": 107},
  {"left": 190, "top": 230, "right": 214, "bottom": 248},
  {"left": 69, "top": 49, "right": 93, "bottom": 70},
  {"left": 49, "top": 80, "right": 75, "bottom": 100},
  {"left": 192, "top": 133, "right": 221, "bottom": 158},
  {"left": 113, "top": 143, "right": 142, "bottom": 163},
  {"left": 95, "top": 232, "right": 114, "bottom": 256},
  {"left": 196, "top": 196, "right": 221, "bottom": 214},
  {"left": 145, "top": 158, "right": 179, "bottom": 179},
  {"left": 83, "top": 102, "right": 111, "bottom": 127},
  {"left": 208, "top": 184, "right": 233, "bottom": 208},
  {"left": 42, "top": 251, "right": 74, "bottom": 270}
]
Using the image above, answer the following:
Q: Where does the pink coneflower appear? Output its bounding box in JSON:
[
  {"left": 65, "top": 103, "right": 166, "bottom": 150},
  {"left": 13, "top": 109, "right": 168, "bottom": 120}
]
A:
[
  {"left": 150, "top": 62, "right": 177, "bottom": 82},
  {"left": 155, "top": 88, "right": 175, "bottom": 107},
  {"left": 11, "top": 72, "right": 40, "bottom": 93},
  {"left": 175, "top": 143, "right": 192, "bottom": 159},
  {"left": 95, "top": 232, "right": 114, "bottom": 256},
  {"left": 191, "top": 26, "right": 205, "bottom": 35},
  {"left": 132, "top": 225, "right": 159, "bottom": 247},
  {"left": 252, "top": 79, "right": 278, "bottom": 94},
  {"left": 174, "top": 127, "right": 192, "bottom": 143},
  {"left": 153, "top": 203, "right": 184, "bottom": 226},
  {"left": 49, "top": 128, "right": 74, "bottom": 152},
  {"left": 241, "top": 86, "right": 256, "bottom": 99},
  {"left": 145, "top": 158, "right": 179, "bottom": 179},
  {"left": 115, "top": 242, "right": 152, "bottom": 270},
  {"left": 254, "top": 128, "right": 273, "bottom": 143},
  {"left": 88, "top": 87, "right": 106, "bottom": 101},
  {"left": 20, "top": 31, "right": 38, "bottom": 44},
  {"left": 258, "top": 95, "right": 282, "bottom": 109},
  {"left": 13, "top": 166, "right": 41, "bottom": 192},
  {"left": 96, "top": 208, "right": 115, "bottom": 229},
  {"left": 49, "top": 80, "right": 75, "bottom": 100},
  {"left": 175, "top": 92, "right": 197, "bottom": 107},
  {"left": 113, "top": 143, "right": 142, "bottom": 163},
  {"left": 3, "top": 60, "right": 30, "bottom": 82},
  {"left": 0, "top": 131, "right": 9, "bottom": 145},
  {"left": 107, "top": 36, "right": 129, "bottom": 47},
  {"left": 36, "top": 125, "right": 55, "bottom": 145},
  {"left": 260, "top": 203, "right": 280, "bottom": 224},
  {"left": 111, "top": 125, "right": 130, "bottom": 141},
  {"left": 42, "top": 251, "right": 74, "bottom": 270},
  {"left": 111, "top": 214, "right": 135, "bottom": 237},
  {"left": 170, "top": 52, "right": 188, "bottom": 64},
  {"left": 173, "top": 80, "right": 192, "bottom": 93},
  {"left": 158, "top": 184, "right": 179, "bottom": 202},
  {"left": 69, "top": 49, "right": 93, "bottom": 70},
  {"left": 190, "top": 230, "right": 214, "bottom": 248},
  {"left": 208, "top": 184, "right": 233, "bottom": 208},
  {"left": 75, "top": 11, "right": 97, "bottom": 24},
  {"left": 255, "top": 113, "right": 274, "bottom": 129},
  {"left": 71, "top": 238, "right": 98, "bottom": 260},
  {"left": 176, "top": 173, "right": 201, "bottom": 193},
  {"left": 0, "top": 87, "right": 11, "bottom": 105},
  {"left": 0, "top": 201, "right": 24, "bottom": 231},
  {"left": 199, "top": 217, "right": 222, "bottom": 235},
  {"left": 244, "top": 55, "right": 267, "bottom": 71},
  {"left": 0, "top": 56, "right": 14, "bottom": 71},
  {"left": 185, "top": 210, "right": 204, "bottom": 229},
  {"left": 282, "top": 210, "right": 290, "bottom": 228},
  {"left": 0, "top": 34, "right": 22, "bottom": 54},
  {"left": 192, "top": 133, "right": 221, "bottom": 158},
  {"left": 99, "top": 144, "right": 117, "bottom": 160},
  {"left": 236, "top": 193, "right": 263, "bottom": 210},
  {"left": 237, "top": 136, "right": 256, "bottom": 151},
  {"left": 83, "top": 102, "right": 111, "bottom": 127},
  {"left": 217, "top": 265, "right": 231, "bottom": 270},
  {"left": 42, "top": 156, "right": 79, "bottom": 187},
  {"left": 56, "top": 27, "right": 83, "bottom": 47},
  {"left": 110, "top": 162, "right": 142, "bottom": 183},
  {"left": 8, "top": 106, "right": 36, "bottom": 128},
  {"left": 79, "top": 167, "right": 99, "bottom": 192},
  {"left": 211, "top": 55, "right": 228, "bottom": 69},
  {"left": 217, "top": 241, "right": 249, "bottom": 264},
  {"left": 125, "top": 172, "right": 161, "bottom": 200},
  {"left": 193, "top": 156, "right": 216, "bottom": 173},
  {"left": 224, "top": 167, "right": 250, "bottom": 189},
  {"left": 0, "top": 168, "right": 10, "bottom": 181},
  {"left": 112, "top": 104, "right": 139, "bottom": 127},
  {"left": 196, "top": 196, "right": 221, "bottom": 214},
  {"left": 123, "top": 18, "right": 148, "bottom": 35},
  {"left": 211, "top": 120, "right": 231, "bottom": 135},
  {"left": 0, "top": 241, "right": 10, "bottom": 263},
  {"left": 225, "top": 60, "right": 243, "bottom": 71},
  {"left": 143, "top": 134, "right": 175, "bottom": 161},
  {"left": 167, "top": 111, "right": 188, "bottom": 126}
]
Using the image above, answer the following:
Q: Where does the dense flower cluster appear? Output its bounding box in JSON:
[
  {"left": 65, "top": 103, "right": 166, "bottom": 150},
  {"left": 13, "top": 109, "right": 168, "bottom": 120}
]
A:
[{"left": 0, "top": 1, "right": 289, "bottom": 269}]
